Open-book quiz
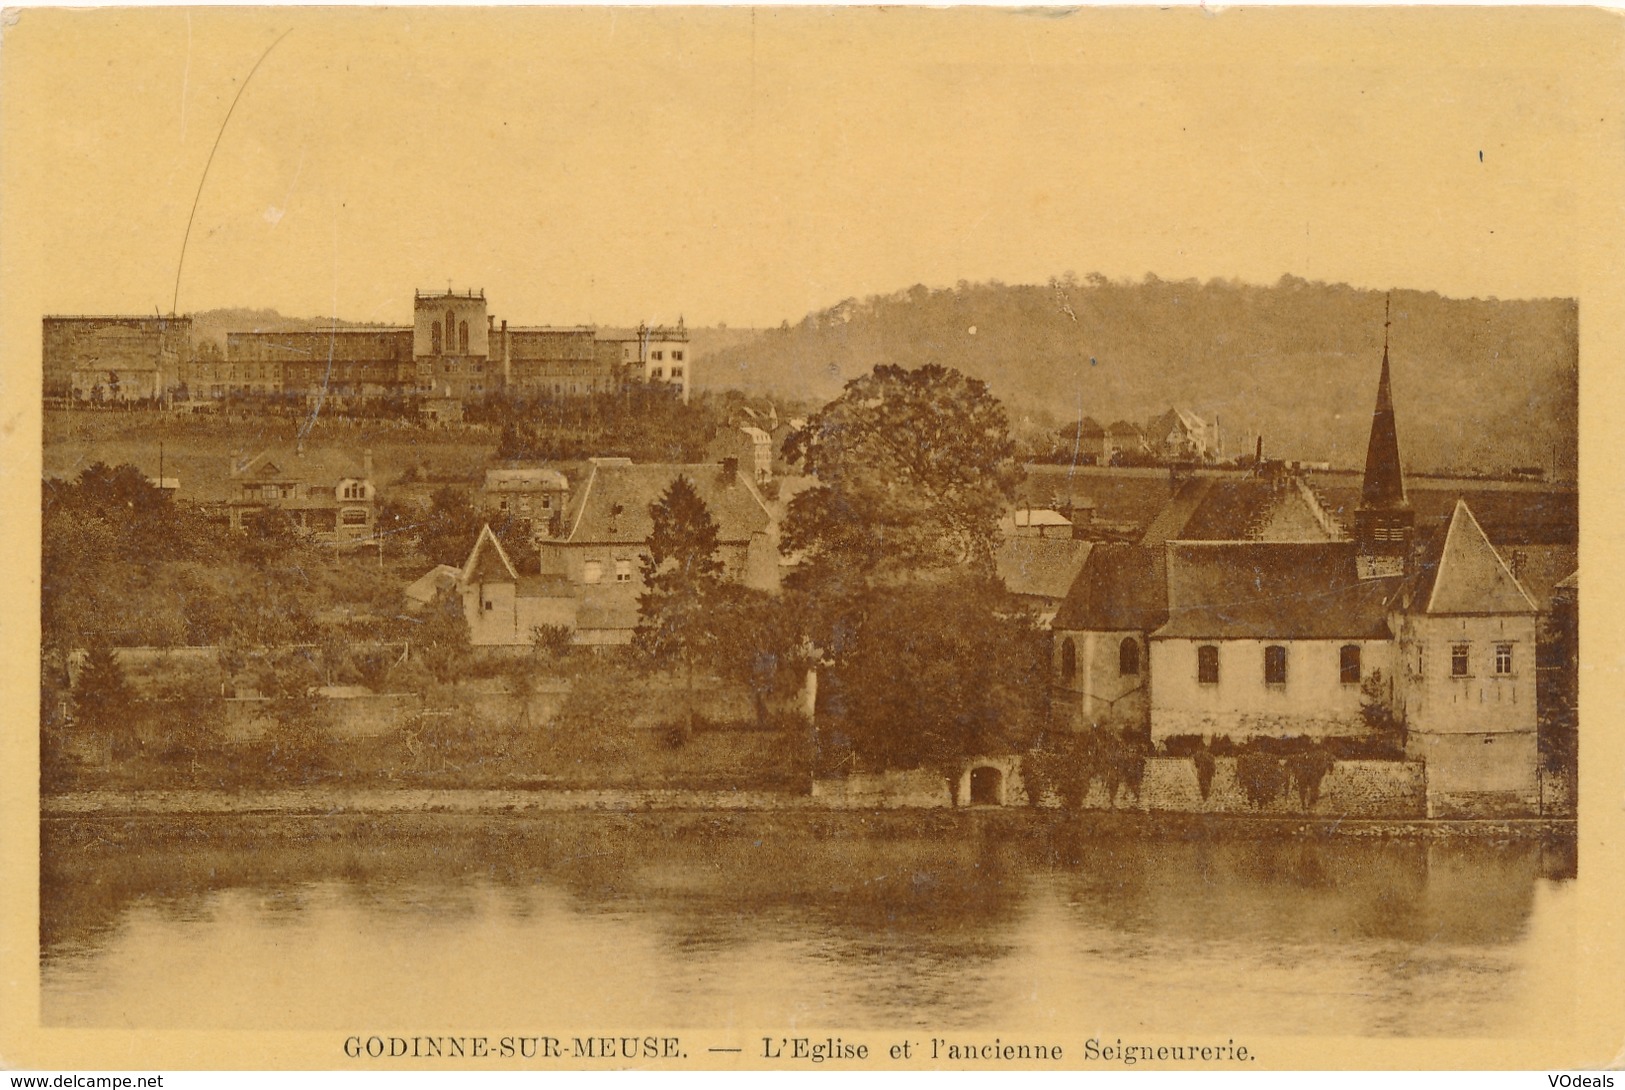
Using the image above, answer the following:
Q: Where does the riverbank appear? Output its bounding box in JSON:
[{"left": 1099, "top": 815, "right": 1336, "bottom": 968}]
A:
[{"left": 40, "top": 788, "right": 1577, "bottom": 841}]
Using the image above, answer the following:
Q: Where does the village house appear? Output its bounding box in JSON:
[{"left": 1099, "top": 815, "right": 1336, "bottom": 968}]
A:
[
  {"left": 1146, "top": 408, "right": 1222, "bottom": 461},
  {"left": 535, "top": 457, "right": 779, "bottom": 645},
  {"left": 456, "top": 526, "right": 577, "bottom": 647},
  {"left": 216, "top": 448, "right": 378, "bottom": 547},
  {"left": 1051, "top": 331, "right": 1557, "bottom": 814},
  {"left": 705, "top": 425, "right": 775, "bottom": 484},
  {"left": 1103, "top": 420, "right": 1147, "bottom": 463},
  {"left": 481, "top": 467, "right": 569, "bottom": 540}
]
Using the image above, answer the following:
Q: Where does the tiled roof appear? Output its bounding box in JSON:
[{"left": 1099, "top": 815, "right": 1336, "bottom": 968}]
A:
[
  {"left": 1407, "top": 500, "right": 1538, "bottom": 616},
  {"left": 1052, "top": 544, "right": 1168, "bottom": 632},
  {"left": 1154, "top": 541, "right": 1398, "bottom": 640},
  {"left": 404, "top": 564, "right": 461, "bottom": 605},
  {"left": 1140, "top": 476, "right": 1337, "bottom": 545},
  {"left": 485, "top": 467, "right": 569, "bottom": 491},
  {"left": 564, "top": 462, "right": 772, "bottom": 546},
  {"left": 996, "top": 537, "right": 1093, "bottom": 601},
  {"left": 462, "top": 525, "right": 519, "bottom": 584}
]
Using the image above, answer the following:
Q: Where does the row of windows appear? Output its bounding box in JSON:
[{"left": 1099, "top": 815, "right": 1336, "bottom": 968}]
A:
[
  {"left": 1195, "top": 644, "right": 1361, "bottom": 686},
  {"left": 1057, "top": 639, "right": 1369, "bottom": 687},
  {"left": 650, "top": 366, "right": 686, "bottom": 380},
  {"left": 649, "top": 350, "right": 685, "bottom": 362},
  {"left": 583, "top": 559, "right": 633, "bottom": 585},
  {"left": 1447, "top": 643, "right": 1515, "bottom": 678}
]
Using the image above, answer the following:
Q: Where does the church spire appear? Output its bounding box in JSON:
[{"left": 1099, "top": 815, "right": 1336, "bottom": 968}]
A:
[
  {"left": 1354, "top": 294, "right": 1414, "bottom": 580},
  {"left": 1361, "top": 294, "right": 1408, "bottom": 509}
]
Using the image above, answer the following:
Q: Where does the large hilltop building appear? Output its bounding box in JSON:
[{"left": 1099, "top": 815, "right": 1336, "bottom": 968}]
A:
[
  {"left": 42, "top": 315, "right": 192, "bottom": 402},
  {"left": 43, "top": 290, "right": 690, "bottom": 406},
  {"left": 1051, "top": 325, "right": 1572, "bottom": 816}
]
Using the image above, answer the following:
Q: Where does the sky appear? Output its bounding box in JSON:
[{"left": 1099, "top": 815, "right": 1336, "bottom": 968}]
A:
[{"left": 3, "top": 6, "right": 1622, "bottom": 332}]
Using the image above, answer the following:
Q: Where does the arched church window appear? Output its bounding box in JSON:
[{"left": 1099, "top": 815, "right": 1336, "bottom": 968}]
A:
[
  {"left": 431, "top": 322, "right": 441, "bottom": 354},
  {"left": 1340, "top": 645, "right": 1362, "bottom": 685},
  {"left": 1119, "top": 637, "right": 1140, "bottom": 676},
  {"left": 446, "top": 310, "right": 456, "bottom": 352},
  {"left": 1060, "top": 638, "right": 1077, "bottom": 683},
  {"left": 460, "top": 321, "right": 469, "bottom": 354}
]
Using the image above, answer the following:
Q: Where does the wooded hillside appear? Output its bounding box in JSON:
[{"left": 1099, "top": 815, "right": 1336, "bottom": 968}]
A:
[{"left": 692, "top": 275, "right": 1578, "bottom": 477}]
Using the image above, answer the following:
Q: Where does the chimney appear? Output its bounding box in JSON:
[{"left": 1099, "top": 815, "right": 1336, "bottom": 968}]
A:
[
  {"left": 1069, "top": 499, "right": 1095, "bottom": 540},
  {"left": 363, "top": 448, "right": 374, "bottom": 481}
]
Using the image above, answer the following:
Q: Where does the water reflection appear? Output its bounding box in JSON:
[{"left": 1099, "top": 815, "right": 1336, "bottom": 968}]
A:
[{"left": 41, "top": 814, "right": 1575, "bottom": 1035}]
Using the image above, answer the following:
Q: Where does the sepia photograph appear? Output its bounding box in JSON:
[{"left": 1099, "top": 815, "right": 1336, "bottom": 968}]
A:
[{"left": 3, "top": 4, "right": 1621, "bottom": 1075}]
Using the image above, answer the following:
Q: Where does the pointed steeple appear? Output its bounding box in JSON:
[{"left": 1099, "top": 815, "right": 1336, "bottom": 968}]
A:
[
  {"left": 1354, "top": 295, "right": 1415, "bottom": 580},
  {"left": 1361, "top": 296, "right": 1409, "bottom": 509}
]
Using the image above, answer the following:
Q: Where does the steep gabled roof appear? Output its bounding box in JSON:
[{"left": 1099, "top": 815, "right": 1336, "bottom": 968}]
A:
[
  {"left": 1141, "top": 476, "right": 1336, "bottom": 545},
  {"left": 462, "top": 524, "right": 519, "bottom": 584},
  {"left": 1052, "top": 544, "right": 1168, "bottom": 632},
  {"left": 1409, "top": 499, "right": 1538, "bottom": 615},
  {"left": 564, "top": 461, "right": 773, "bottom": 546},
  {"left": 996, "top": 537, "right": 1093, "bottom": 602},
  {"left": 1360, "top": 344, "right": 1409, "bottom": 510},
  {"left": 1155, "top": 541, "right": 1397, "bottom": 640}
]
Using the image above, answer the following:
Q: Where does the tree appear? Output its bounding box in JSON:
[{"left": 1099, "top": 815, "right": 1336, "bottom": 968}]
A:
[
  {"left": 415, "top": 487, "right": 484, "bottom": 567},
  {"left": 782, "top": 364, "right": 1021, "bottom": 578},
  {"left": 633, "top": 475, "right": 726, "bottom": 736},
  {"left": 710, "top": 584, "right": 807, "bottom": 729},
  {"left": 416, "top": 589, "right": 471, "bottom": 684},
  {"left": 817, "top": 576, "right": 1049, "bottom": 785},
  {"left": 255, "top": 648, "right": 333, "bottom": 780},
  {"left": 73, "top": 639, "right": 139, "bottom": 759}
]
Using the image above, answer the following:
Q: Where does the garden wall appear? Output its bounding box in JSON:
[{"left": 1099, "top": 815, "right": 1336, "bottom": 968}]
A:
[
  {"left": 1062, "top": 757, "right": 1427, "bottom": 817},
  {"left": 811, "top": 770, "right": 953, "bottom": 808}
]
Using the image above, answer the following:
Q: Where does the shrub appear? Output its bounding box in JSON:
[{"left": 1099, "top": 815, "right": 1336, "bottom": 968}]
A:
[
  {"left": 1285, "top": 747, "right": 1337, "bottom": 809},
  {"left": 1235, "top": 753, "right": 1288, "bottom": 808},
  {"left": 1192, "top": 749, "right": 1217, "bottom": 800}
]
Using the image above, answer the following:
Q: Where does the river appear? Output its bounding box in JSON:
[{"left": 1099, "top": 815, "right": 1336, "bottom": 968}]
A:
[{"left": 40, "top": 812, "right": 1578, "bottom": 1038}]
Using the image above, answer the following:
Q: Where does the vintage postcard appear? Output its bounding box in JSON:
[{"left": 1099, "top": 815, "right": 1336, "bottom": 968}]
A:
[{"left": 3, "top": 4, "right": 1622, "bottom": 1075}]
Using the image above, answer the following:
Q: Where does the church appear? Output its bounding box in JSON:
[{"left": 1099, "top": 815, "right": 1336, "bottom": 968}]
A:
[{"left": 1051, "top": 324, "right": 1552, "bottom": 813}]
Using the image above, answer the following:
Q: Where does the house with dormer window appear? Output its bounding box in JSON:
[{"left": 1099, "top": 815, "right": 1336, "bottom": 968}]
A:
[{"left": 220, "top": 448, "right": 377, "bottom": 546}]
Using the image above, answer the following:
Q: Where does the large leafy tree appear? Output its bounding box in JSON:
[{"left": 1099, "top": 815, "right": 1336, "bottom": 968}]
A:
[
  {"left": 782, "top": 363, "right": 1021, "bottom": 578},
  {"left": 634, "top": 475, "right": 727, "bottom": 734},
  {"left": 709, "top": 583, "right": 809, "bottom": 729},
  {"left": 781, "top": 365, "right": 1044, "bottom": 774},
  {"left": 816, "top": 576, "right": 1049, "bottom": 786}
]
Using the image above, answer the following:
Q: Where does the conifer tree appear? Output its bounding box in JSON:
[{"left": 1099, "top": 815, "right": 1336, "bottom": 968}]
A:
[{"left": 634, "top": 475, "right": 726, "bottom": 737}]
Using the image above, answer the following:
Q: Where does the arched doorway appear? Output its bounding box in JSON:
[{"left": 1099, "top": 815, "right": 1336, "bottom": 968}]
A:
[{"left": 969, "top": 765, "right": 1004, "bottom": 806}]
